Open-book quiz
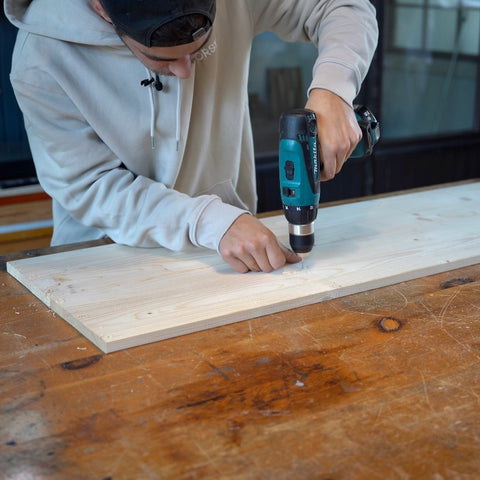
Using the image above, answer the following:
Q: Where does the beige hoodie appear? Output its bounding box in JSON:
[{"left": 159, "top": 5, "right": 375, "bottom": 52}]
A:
[{"left": 4, "top": 0, "right": 378, "bottom": 251}]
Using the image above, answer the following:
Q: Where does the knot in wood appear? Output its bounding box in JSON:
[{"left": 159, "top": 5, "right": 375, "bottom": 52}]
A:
[{"left": 378, "top": 316, "right": 402, "bottom": 333}]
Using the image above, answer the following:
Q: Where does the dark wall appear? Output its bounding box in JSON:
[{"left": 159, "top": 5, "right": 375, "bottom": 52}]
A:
[
  {"left": 373, "top": 135, "right": 480, "bottom": 194},
  {"left": 0, "top": 11, "right": 35, "bottom": 188}
]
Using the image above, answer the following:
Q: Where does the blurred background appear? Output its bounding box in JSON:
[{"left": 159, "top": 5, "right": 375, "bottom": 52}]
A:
[{"left": 1, "top": 0, "right": 479, "bottom": 213}]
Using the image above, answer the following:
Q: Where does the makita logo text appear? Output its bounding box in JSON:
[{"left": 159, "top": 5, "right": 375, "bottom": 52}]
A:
[{"left": 311, "top": 136, "right": 319, "bottom": 178}]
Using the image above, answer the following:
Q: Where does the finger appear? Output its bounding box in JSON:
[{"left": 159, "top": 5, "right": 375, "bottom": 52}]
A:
[
  {"left": 335, "top": 153, "right": 348, "bottom": 174},
  {"left": 224, "top": 255, "right": 249, "bottom": 274},
  {"left": 280, "top": 244, "right": 302, "bottom": 264},
  {"left": 251, "top": 251, "right": 274, "bottom": 273},
  {"left": 264, "top": 242, "right": 300, "bottom": 271},
  {"left": 346, "top": 123, "right": 363, "bottom": 159},
  {"left": 322, "top": 144, "right": 354, "bottom": 179},
  {"left": 244, "top": 255, "right": 262, "bottom": 272},
  {"left": 320, "top": 154, "right": 338, "bottom": 181},
  {"left": 229, "top": 250, "right": 266, "bottom": 273},
  {"left": 319, "top": 141, "right": 344, "bottom": 180}
]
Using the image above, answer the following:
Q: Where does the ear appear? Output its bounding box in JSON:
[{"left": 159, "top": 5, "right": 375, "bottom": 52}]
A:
[{"left": 92, "top": 0, "right": 113, "bottom": 24}]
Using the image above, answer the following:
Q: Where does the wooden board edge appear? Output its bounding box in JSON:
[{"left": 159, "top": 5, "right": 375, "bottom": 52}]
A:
[
  {"left": 51, "top": 299, "right": 109, "bottom": 353},
  {"left": 99, "top": 256, "right": 480, "bottom": 353},
  {"left": 6, "top": 261, "right": 53, "bottom": 309},
  {"left": 7, "top": 247, "right": 480, "bottom": 354},
  {"left": 6, "top": 260, "right": 108, "bottom": 351}
]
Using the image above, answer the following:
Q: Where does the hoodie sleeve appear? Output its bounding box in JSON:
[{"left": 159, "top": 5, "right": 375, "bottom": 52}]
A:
[
  {"left": 10, "top": 62, "right": 246, "bottom": 252},
  {"left": 249, "top": 0, "right": 379, "bottom": 106}
]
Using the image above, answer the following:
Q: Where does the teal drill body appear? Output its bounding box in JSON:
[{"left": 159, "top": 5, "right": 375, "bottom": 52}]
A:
[{"left": 279, "top": 105, "right": 379, "bottom": 254}]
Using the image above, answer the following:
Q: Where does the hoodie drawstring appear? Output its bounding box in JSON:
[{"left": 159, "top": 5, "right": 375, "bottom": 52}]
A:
[
  {"left": 142, "top": 69, "right": 181, "bottom": 152},
  {"left": 175, "top": 79, "right": 181, "bottom": 152},
  {"left": 144, "top": 68, "right": 157, "bottom": 149}
]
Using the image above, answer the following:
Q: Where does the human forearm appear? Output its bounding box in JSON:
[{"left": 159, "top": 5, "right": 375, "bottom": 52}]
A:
[{"left": 307, "top": 0, "right": 379, "bottom": 106}]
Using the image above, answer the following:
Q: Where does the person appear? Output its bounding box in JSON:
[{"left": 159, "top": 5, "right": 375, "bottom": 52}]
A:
[{"left": 4, "top": 0, "right": 378, "bottom": 273}]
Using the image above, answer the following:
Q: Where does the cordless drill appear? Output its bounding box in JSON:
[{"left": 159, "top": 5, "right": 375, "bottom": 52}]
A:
[{"left": 279, "top": 105, "right": 380, "bottom": 254}]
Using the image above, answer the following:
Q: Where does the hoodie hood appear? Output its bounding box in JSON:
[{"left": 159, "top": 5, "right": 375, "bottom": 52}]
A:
[{"left": 4, "top": 0, "right": 122, "bottom": 46}]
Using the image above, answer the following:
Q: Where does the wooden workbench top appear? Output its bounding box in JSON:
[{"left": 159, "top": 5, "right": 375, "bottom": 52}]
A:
[{"left": 1, "top": 239, "right": 479, "bottom": 478}]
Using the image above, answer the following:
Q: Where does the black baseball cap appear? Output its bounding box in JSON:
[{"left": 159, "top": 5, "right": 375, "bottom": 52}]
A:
[{"left": 99, "top": 0, "right": 216, "bottom": 47}]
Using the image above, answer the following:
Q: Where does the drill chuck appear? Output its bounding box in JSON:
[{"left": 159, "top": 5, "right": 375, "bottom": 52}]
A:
[
  {"left": 288, "top": 221, "right": 315, "bottom": 254},
  {"left": 284, "top": 200, "right": 318, "bottom": 253}
]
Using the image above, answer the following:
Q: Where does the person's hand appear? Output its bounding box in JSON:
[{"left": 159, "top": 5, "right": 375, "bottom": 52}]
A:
[
  {"left": 219, "top": 214, "right": 301, "bottom": 273},
  {"left": 305, "top": 89, "right": 362, "bottom": 181}
]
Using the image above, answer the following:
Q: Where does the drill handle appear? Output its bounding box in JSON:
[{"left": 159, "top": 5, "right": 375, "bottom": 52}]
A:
[{"left": 351, "top": 105, "right": 380, "bottom": 158}]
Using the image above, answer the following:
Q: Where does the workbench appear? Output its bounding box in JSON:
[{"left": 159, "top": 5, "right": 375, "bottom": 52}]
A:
[{"left": 1, "top": 194, "right": 480, "bottom": 479}]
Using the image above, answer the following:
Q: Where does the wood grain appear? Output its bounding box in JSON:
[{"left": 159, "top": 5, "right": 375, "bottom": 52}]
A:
[
  {"left": 6, "top": 183, "right": 480, "bottom": 353},
  {"left": 1, "top": 263, "right": 480, "bottom": 478}
]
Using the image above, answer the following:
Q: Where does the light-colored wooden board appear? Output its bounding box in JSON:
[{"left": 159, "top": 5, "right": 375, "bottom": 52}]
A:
[{"left": 6, "top": 183, "right": 480, "bottom": 353}]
